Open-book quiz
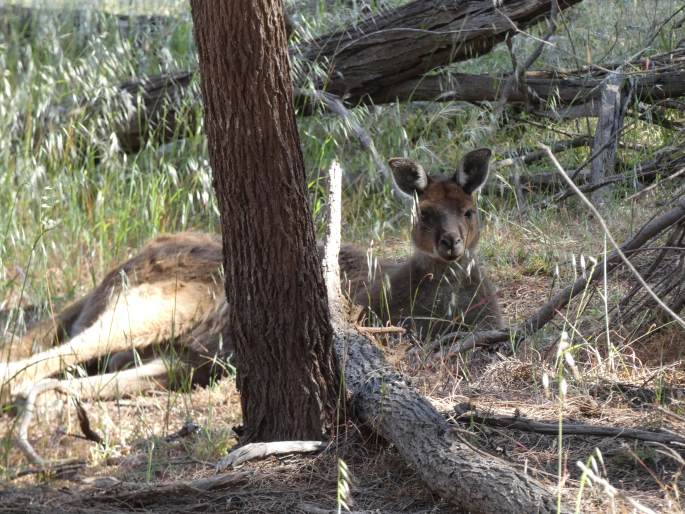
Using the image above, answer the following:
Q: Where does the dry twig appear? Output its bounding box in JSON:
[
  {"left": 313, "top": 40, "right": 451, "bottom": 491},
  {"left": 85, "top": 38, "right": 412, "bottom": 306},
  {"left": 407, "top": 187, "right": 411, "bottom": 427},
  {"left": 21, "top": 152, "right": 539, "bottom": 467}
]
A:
[{"left": 453, "top": 410, "right": 685, "bottom": 447}]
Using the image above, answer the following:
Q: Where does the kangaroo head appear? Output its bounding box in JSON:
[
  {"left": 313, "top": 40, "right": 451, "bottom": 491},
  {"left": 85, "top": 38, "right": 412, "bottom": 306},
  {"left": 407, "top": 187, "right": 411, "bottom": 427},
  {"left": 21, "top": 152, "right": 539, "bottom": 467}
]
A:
[{"left": 388, "top": 149, "right": 491, "bottom": 263}]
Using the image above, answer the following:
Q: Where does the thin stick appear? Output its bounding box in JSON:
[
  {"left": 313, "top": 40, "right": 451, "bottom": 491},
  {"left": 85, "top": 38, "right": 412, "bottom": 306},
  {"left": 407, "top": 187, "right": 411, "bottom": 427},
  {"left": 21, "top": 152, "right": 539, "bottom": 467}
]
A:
[
  {"left": 540, "top": 144, "right": 685, "bottom": 329},
  {"left": 455, "top": 411, "right": 685, "bottom": 447},
  {"left": 356, "top": 325, "right": 406, "bottom": 335},
  {"left": 15, "top": 379, "right": 81, "bottom": 466},
  {"left": 625, "top": 167, "right": 685, "bottom": 201}
]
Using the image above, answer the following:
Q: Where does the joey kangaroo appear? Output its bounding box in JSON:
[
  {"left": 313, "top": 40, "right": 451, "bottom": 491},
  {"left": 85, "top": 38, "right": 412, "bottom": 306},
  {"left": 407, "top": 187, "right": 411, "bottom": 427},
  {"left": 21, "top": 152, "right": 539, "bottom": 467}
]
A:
[{"left": 0, "top": 149, "right": 502, "bottom": 401}]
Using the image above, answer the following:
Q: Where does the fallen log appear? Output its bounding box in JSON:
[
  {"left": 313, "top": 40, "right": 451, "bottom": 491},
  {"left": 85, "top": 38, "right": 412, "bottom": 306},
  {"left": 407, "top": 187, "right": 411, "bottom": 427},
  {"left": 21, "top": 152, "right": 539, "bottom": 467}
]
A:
[
  {"left": 493, "top": 136, "right": 593, "bottom": 170},
  {"left": 337, "top": 325, "right": 565, "bottom": 512},
  {"left": 297, "top": 0, "right": 583, "bottom": 103},
  {"left": 381, "top": 59, "right": 685, "bottom": 109},
  {"left": 77, "top": 51, "right": 685, "bottom": 154},
  {"left": 23, "top": 0, "right": 581, "bottom": 153}
]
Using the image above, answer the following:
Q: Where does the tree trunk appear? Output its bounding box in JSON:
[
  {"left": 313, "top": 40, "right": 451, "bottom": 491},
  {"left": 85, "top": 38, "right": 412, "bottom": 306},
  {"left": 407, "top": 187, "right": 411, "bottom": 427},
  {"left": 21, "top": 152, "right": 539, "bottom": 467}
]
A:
[
  {"left": 590, "top": 73, "right": 629, "bottom": 206},
  {"left": 190, "top": 0, "right": 339, "bottom": 443}
]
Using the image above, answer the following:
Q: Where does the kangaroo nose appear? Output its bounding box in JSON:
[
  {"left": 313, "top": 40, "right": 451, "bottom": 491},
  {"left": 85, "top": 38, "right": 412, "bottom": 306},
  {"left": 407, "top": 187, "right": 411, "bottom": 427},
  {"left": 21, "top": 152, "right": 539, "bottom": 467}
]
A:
[{"left": 439, "top": 234, "right": 462, "bottom": 255}]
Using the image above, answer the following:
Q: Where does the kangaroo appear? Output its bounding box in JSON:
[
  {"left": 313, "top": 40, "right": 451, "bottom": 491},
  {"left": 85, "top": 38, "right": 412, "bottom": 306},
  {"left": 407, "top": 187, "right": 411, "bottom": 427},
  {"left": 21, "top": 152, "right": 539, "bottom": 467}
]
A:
[
  {"left": 0, "top": 148, "right": 502, "bottom": 401},
  {"left": 343, "top": 148, "right": 503, "bottom": 337}
]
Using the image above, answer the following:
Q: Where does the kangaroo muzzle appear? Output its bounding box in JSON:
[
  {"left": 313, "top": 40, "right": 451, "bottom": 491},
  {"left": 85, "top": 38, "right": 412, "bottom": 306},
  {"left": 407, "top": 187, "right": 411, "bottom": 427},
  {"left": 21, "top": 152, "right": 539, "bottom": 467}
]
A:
[{"left": 437, "top": 233, "right": 464, "bottom": 261}]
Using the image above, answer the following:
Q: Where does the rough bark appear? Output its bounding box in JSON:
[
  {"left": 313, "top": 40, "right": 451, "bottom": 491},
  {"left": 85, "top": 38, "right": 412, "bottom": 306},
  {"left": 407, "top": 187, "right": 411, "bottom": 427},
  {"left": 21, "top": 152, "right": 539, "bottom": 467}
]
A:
[
  {"left": 190, "top": 0, "right": 339, "bottom": 442},
  {"left": 297, "top": 0, "right": 583, "bottom": 103},
  {"left": 334, "top": 325, "right": 565, "bottom": 513},
  {"left": 381, "top": 62, "right": 685, "bottom": 108}
]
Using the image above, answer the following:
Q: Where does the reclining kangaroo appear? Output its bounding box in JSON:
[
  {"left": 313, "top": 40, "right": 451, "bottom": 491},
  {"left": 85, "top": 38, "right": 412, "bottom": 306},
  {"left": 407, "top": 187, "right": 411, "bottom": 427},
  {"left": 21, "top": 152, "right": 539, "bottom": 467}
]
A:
[{"left": 0, "top": 149, "right": 502, "bottom": 401}]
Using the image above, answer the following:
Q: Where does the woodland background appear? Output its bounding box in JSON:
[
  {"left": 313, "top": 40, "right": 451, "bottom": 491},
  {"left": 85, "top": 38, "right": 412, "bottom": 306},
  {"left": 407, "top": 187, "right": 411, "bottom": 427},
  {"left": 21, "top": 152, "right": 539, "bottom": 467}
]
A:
[{"left": 0, "top": 0, "right": 684, "bottom": 512}]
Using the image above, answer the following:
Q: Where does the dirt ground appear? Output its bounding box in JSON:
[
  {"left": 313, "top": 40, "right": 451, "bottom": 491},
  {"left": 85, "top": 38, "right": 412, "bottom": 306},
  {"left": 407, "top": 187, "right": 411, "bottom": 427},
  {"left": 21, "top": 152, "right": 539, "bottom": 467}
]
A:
[{"left": 1, "top": 276, "right": 683, "bottom": 513}]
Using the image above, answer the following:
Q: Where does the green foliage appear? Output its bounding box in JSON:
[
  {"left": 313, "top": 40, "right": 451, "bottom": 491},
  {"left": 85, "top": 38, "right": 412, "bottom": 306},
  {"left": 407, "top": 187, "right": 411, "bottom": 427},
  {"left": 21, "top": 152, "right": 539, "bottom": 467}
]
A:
[{"left": 0, "top": 0, "right": 682, "bottom": 323}]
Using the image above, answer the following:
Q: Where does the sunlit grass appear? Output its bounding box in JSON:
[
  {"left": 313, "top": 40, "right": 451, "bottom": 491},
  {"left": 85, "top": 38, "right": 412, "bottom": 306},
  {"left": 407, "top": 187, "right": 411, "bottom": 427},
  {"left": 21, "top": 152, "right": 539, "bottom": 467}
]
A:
[{"left": 0, "top": 0, "right": 683, "bottom": 510}]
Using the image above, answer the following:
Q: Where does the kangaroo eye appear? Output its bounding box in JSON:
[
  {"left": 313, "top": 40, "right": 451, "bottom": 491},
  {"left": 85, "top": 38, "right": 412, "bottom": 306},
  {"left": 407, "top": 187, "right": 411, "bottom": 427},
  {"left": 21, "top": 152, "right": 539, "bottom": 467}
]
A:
[
  {"left": 464, "top": 209, "right": 475, "bottom": 220},
  {"left": 419, "top": 210, "right": 434, "bottom": 225}
]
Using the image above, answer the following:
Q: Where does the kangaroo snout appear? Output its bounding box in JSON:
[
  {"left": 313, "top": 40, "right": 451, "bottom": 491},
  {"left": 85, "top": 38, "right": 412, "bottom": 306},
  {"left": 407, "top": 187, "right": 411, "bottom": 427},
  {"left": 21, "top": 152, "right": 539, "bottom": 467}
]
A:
[{"left": 437, "top": 233, "right": 463, "bottom": 260}]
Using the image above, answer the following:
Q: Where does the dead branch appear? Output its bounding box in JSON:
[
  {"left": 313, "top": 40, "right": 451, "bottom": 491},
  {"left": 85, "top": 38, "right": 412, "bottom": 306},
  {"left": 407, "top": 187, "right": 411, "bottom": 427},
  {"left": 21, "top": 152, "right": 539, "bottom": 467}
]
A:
[
  {"left": 453, "top": 409, "right": 685, "bottom": 447},
  {"left": 111, "top": 54, "right": 685, "bottom": 153},
  {"left": 532, "top": 145, "right": 685, "bottom": 206},
  {"left": 7, "top": 359, "right": 170, "bottom": 466},
  {"left": 615, "top": 218, "right": 685, "bottom": 327},
  {"left": 493, "top": 136, "right": 592, "bottom": 170},
  {"left": 297, "top": 0, "right": 582, "bottom": 104},
  {"left": 216, "top": 441, "right": 327, "bottom": 471},
  {"left": 97, "top": 471, "right": 253, "bottom": 504},
  {"left": 492, "top": 1, "right": 560, "bottom": 119},
  {"left": 14, "top": 379, "right": 81, "bottom": 466},
  {"left": 589, "top": 73, "right": 630, "bottom": 206},
  {"left": 546, "top": 144, "right": 685, "bottom": 327},
  {"left": 379, "top": 49, "right": 685, "bottom": 108}
]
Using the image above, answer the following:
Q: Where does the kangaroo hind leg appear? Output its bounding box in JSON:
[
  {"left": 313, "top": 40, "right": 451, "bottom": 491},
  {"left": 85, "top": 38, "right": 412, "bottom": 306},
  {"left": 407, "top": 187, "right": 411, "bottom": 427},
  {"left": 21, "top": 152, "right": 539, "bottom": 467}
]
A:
[{"left": 0, "top": 279, "right": 218, "bottom": 396}]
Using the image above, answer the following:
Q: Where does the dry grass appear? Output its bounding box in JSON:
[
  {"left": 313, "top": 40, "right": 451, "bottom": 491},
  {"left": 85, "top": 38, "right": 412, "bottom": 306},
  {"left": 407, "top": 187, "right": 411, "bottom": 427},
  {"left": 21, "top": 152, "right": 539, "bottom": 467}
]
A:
[
  {"left": 1, "top": 274, "right": 683, "bottom": 513},
  {"left": 1, "top": 0, "right": 685, "bottom": 512}
]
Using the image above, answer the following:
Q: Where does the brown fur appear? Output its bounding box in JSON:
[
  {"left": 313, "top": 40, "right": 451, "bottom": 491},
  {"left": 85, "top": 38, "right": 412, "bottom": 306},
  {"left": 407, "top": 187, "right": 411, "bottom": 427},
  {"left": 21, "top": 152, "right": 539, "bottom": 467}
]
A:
[
  {"left": 340, "top": 174, "right": 503, "bottom": 337},
  {"left": 0, "top": 150, "right": 503, "bottom": 399}
]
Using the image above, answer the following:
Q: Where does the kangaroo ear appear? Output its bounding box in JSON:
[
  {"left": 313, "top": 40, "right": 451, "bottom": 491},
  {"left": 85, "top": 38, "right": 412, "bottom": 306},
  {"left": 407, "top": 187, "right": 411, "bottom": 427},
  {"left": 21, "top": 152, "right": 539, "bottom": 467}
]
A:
[
  {"left": 454, "top": 148, "right": 491, "bottom": 194},
  {"left": 388, "top": 158, "right": 428, "bottom": 197}
]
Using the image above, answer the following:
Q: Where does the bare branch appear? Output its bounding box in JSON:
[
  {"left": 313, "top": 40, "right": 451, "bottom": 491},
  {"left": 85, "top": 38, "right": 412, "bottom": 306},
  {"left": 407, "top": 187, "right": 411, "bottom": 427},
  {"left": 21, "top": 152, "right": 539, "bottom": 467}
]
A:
[
  {"left": 541, "top": 144, "right": 685, "bottom": 329},
  {"left": 453, "top": 409, "right": 685, "bottom": 447}
]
